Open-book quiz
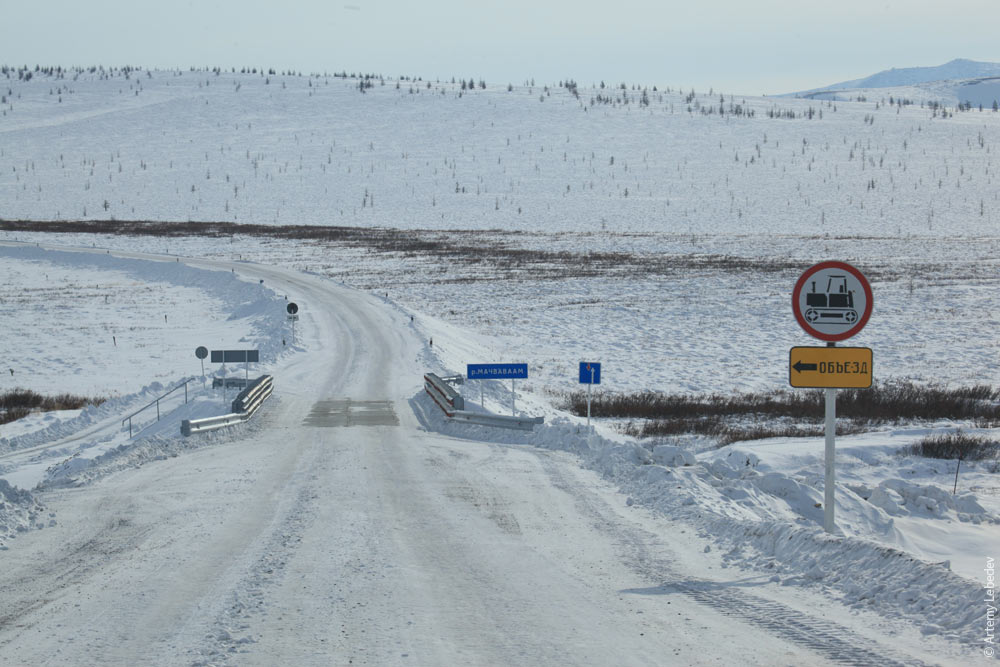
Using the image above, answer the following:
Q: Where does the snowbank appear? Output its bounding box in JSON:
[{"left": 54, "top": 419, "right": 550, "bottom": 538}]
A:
[
  {"left": 0, "top": 479, "right": 47, "bottom": 549},
  {"left": 0, "top": 244, "right": 290, "bottom": 397},
  {"left": 414, "top": 391, "right": 993, "bottom": 646}
]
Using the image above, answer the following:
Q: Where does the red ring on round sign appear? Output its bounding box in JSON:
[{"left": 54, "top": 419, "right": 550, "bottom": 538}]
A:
[{"left": 792, "top": 261, "right": 873, "bottom": 342}]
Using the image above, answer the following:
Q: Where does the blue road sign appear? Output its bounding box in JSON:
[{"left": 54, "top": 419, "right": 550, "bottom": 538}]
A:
[
  {"left": 579, "top": 362, "right": 601, "bottom": 384},
  {"left": 467, "top": 363, "right": 528, "bottom": 380}
]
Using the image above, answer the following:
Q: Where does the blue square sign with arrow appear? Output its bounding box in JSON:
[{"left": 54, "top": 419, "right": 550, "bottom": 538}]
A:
[{"left": 579, "top": 362, "right": 601, "bottom": 384}]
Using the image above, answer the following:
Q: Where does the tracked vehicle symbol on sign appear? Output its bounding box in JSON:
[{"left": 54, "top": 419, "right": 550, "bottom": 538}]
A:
[{"left": 803, "top": 275, "right": 858, "bottom": 326}]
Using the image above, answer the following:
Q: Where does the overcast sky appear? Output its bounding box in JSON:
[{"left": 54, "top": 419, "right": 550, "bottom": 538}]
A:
[{"left": 4, "top": 0, "right": 998, "bottom": 95}]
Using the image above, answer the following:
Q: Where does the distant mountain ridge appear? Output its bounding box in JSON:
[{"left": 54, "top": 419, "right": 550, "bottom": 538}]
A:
[{"left": 793, "top": 59, "right": 1000, "bottom": 95}]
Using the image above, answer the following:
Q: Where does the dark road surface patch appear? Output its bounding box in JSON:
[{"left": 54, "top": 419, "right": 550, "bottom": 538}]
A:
[{"left": 304, "top": 399, "right": 399, "bottom": 427}]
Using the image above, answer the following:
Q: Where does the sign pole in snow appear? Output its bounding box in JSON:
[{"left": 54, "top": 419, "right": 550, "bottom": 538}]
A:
[
  {"left": 824, "top": 381, "right": 836, "bottom": 533},
  {"left": 195, "top": 346, "right": 208, "bottom": 384},
  {"left": 579, "top": 362, "right": 602, "bottom": 428},
  {"left": 287, "top": 302, "right": 299, "bottom": 344},
  {"left": 791, "top": 261, "right": 873, "bottom": 535}
]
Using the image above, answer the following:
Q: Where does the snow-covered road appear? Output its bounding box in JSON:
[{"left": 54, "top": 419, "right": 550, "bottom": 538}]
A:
[{"left": 0, "top": 253, "right": 958, "bottom": 665}]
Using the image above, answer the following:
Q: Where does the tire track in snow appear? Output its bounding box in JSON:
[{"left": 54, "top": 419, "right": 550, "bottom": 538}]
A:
[
  {"left": 430, "top": 445, "right": 523, "bottom": 536},
  {"left": 672, "top": 583, "right": 918, "bottom": 666},
  {"left": 535, "top": 451, "right": 927, "bottom": 667},
  {"left": 0, "top": 512, "right": 153, "bottom": 648},
  {"left": 187, "top": 443, "right": 323, "bottom": 666}
]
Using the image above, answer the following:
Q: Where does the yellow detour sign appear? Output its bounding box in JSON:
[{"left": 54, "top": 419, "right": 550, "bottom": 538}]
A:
[{"left": 789, "top": 347, "right": 873, "bottom": 388}]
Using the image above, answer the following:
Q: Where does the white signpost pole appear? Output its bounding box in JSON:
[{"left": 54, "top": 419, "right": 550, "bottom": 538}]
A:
[
  {"left": 511, "top": 379, "right": 516, "bottom": 416},
  {"left": 196, "top": 347, "right": 209, "bottom": 388},
  {"left": 824, "top": 342, "right": 837, "bottom": 533},
  {"left": 587, "top": 367, "right": 594, "bottom": 428},
  {"left": 287, "top": 303, "right": 299, "bottom": 345},
  {"left": 824, "top": 385, "right": 836, "bottom": 533}
]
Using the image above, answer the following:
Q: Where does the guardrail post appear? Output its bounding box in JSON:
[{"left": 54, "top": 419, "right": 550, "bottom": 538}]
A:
[
  {"left": 128, "top": 417, "right": 132, "bottom": 438},
  {"left": 156, "top": 398, "right": 160, "bottom": 421}
]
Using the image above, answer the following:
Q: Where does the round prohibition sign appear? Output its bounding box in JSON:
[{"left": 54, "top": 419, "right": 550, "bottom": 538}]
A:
[{"left": 792, "top": 261, "right": 873, "bottom": 342}]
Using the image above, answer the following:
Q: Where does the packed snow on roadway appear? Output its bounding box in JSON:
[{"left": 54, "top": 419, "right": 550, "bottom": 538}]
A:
[{"left": 0, "top": 68, "right": 998, "bottom": 657}]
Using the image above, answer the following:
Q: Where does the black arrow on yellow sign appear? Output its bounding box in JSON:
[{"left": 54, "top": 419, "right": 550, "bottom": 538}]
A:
[{"left": 788, "top": 346, "right": 873, "bottom": 389}]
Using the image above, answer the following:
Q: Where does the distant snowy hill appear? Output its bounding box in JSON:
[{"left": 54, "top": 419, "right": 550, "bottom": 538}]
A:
[
  {"left": 789, "top": 59, "right": 1000, "bottom": 106},
  {"left": 818, "top": 59, "right": 1000, "bottom": 90}
]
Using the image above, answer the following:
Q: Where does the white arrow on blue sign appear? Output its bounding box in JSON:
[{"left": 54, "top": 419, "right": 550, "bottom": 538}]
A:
[{"left": 579, "top": 362, "right": 601, "bottom": 385}]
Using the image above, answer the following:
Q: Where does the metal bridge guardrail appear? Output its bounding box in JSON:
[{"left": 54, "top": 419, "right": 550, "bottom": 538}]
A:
[
  {"left": 424, "top": 373, "right": 465, "bottom": 416},
  {"left": 449, "top": 409, "right": 544, "bottom": 431},
  {"left": 424, "top": 372, "right": 543, "bottom": 431},
  {"left": 181, "top": 375, "right": 274, "bottom": 437},
  {"left": 231, "top": 375, "right": 273, "bottom": 415},
  {"left": 122, "top": 378, "right": 193, "bottom": 438},
  {"left": 180, "top": 412, "right": 247, "bottom": 436}
]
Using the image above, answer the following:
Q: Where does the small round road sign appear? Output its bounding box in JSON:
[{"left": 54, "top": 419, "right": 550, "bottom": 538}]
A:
[
  {"left": 287, "top": 302, "right": 299, "bottom": 315},
  {"left": 792, "top": 261, "right": 873, "bottom": 342},
  {"left": 195, "top": 346, "right": 209, "bottom": 360}
]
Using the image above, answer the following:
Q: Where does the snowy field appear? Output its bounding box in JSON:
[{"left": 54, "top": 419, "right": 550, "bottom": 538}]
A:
[
  {"left": 0, "top": 67, "right": 998, "bottom": 662},
  {"left": 0, "top": 244, "right": 289, "bottom": 396},
  {"left": 1, "top": 67, "right": 998, "bottom": 237}
]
